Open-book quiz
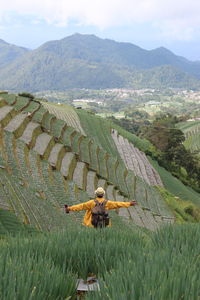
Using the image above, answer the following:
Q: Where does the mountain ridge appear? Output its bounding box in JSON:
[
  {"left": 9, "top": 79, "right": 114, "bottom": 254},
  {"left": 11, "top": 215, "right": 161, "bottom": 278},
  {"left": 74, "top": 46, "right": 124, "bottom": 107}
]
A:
[
  {"left": 0, "top": 38, "right": 29, "bottom": 69},
  {"left": 0, "top": 33, "right": 200, "bottom": 91}
]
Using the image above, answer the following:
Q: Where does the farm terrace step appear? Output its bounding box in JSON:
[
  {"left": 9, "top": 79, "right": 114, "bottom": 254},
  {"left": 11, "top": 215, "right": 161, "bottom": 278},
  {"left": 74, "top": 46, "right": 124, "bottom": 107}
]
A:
[
  {"left": 4, "top": 113, "right": 30, "bottom": 138},
  {"left": 106, "top": 185, "right": 116, "bottom": 201},
  {"left": 42, "top": 101, "right": 86, "bottom": 135},
  {"left": 20, "top": 122, "right": 42, "bottom": 147},
  {"left": 0, "top": 106, "right": 17, "bottom": 127},
  {"left": 86, "top": 171, "right": 98, "bottom": 198},
  {"left": 33, "top": 132, "right": 54, "bottom": 159},
  {"left": 73, "top": 162, "right": 87, "bottom": 189},
  {"left": 60, "top": 152, "right": 76, "bottom": 179},
  {"left": 48, "top": 143, "right": 66, "bottom": 169},
  {"left": 97, "top": 178, "right": 107, "bottom": 190}
]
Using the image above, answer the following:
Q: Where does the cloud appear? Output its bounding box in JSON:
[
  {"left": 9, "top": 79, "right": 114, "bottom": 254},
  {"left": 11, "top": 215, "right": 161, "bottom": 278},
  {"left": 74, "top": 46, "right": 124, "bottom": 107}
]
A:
[{"left": 0, "top": 0, "right": 199, "bottom": 39}]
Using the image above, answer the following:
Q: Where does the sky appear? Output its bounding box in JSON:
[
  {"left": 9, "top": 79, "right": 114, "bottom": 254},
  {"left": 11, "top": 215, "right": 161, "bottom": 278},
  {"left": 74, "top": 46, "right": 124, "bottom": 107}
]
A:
[{"left": 0, "top": 0, "right": 200, "bottom": 61}]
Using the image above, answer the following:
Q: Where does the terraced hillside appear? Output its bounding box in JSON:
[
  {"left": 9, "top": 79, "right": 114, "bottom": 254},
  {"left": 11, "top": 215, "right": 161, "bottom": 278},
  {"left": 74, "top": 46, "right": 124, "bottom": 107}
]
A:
[
  {"left": 0, "top": 92, "right": 180, "bottom": 233},
  {"left": 111, "top": 129, "right": 163, "bottom": 186},
  {"left": 42, "top": 102, "right": 86, "bottom": 135},
  {"left": 42, "top": 99, "right": 164, "bottom": 188},
  {"left": 1, "top": 94, "right": 200, "bottom": 300},
  {"left": 177, "top": 120, "right": 200, "bottom": 153}
]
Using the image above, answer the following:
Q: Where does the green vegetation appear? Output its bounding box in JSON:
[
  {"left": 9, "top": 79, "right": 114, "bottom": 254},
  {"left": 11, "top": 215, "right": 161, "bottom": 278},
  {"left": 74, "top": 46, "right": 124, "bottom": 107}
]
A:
[
  {"left": 158, "top": 188, "right": 200, "bottom": 223},
  {"left": 86, "top": 223, "right": 200, "bottom": 300},
  {"left": 0, "top": 93, "right": 16, "bottom": 105},
  {"left": 18, "top": 92, "right": 35, "bottom": 100},
  {"left": 0, "top": 209, "right": 36, "bottom": 236},
  {"left": 0, "top": 223, "right": 200, "bottom": 299},
  {"left": 140, "top": 114, "right": 200, "bottom": 192},
  {"left": 77, "top": 109, "right": 120, "bottom": 158},
  {"left": 149, "top": 157, "right": 200, "bottom": 207},
  {"left": 0, "top": 38, "right": 28, "bottom": 69},
  {"left": 0, "top": 92, "right": 176, "bottom": 222},
  {"left": 177, "top": 121, "right": 200, "bottom": 153},
  {"left": 35, "top": 88, "right": 200, "bottom": 121},
  {"left": 184, "top": 133, "right": 200, "bottom": 153},
  {"left": 0, "top": 91, "right": 200, "bottom": 299},
  {"left": 177, "top": 120, "right": 200, "bottom": 132},
  {"left": 42, "top": 102, "right": 85, "bottom": 135},
  {"left": 1, "top": 34, "right": 200, "bottom": 92}
]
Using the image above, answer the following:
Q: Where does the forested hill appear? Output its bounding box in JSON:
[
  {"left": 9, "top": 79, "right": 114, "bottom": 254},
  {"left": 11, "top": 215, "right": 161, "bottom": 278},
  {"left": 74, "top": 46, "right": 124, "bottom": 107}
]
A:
[
  {"left": 0, "top": 34, "right": 200, "bottom": 91},
  {"left": 0, "top": 39, "right": 29, "bottom": 69}
]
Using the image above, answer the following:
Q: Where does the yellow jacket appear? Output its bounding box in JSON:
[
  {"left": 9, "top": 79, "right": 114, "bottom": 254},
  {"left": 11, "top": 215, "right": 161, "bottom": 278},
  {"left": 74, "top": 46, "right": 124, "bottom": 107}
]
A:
[{"left": 68, "top": 197, "right": 131, "bottom": 227}]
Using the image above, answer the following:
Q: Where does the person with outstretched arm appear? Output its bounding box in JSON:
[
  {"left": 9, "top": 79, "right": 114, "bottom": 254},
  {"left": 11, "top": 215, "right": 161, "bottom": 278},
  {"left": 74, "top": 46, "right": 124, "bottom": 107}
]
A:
[{"left": 64, "top": 187, "right": 137, "bottom": 228}]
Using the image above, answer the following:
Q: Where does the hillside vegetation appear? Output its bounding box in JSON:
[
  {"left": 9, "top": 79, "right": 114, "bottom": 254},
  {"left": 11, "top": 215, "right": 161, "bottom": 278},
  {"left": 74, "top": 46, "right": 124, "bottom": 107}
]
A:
[
  {"left": 177, "top": 120, "right": 200, "bottom": 153},
  {"left": 0, "top": 92, "right": 200, "bottom": 299},
  {"left": 0, "top": 34, "right": 200, "bottom": 91},
  {"left": 1, "top": 223, "right": 200, "bottom": 300},
  {"left": 0, "top": 39, "right": 29, "bottom": 69},
  {"left": 0, "top": 91, "right": 200, "bottom": 227}
]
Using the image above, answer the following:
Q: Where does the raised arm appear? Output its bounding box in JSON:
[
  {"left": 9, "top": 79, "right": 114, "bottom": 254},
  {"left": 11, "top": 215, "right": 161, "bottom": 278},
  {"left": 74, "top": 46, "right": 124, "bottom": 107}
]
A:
[
  {"left": 65, "top": 200, "right": 94, "bottom": 212},
  {"left": 106, "top": 200, "right": 137, "bottom": 210}
]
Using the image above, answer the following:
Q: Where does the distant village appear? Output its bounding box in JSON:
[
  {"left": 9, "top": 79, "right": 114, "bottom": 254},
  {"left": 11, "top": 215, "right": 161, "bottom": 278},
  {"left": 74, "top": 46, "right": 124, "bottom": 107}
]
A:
[{"left": 35, "top": 88, "right": 200, "bottom": 120}]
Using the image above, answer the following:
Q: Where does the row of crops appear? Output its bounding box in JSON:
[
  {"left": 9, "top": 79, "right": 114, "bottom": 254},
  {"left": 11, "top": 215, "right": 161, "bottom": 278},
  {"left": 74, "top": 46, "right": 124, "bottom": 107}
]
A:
[
  {"left": 112, "top": 129, "right": 163, "bottom": 186},
  {"left": 0, "top": 93, "right": 200, "bottom": 300},
  {"left": 184, "top": 133, "right": 200, "bottom": 152},
  {"left": 0, "top": 208, "right": 36, "bottom": 235},
  {"left": 149, "top": 157, "right": 200, "bottom": 208},
  {"left": 0, "top": 93, "right": 176, "bottom": 231},
  {"left": 177, "top": 120, "right": 200, "bottom": 153},
  {"left": 0, "top": 222, "right": 199, "bottom": 299},
  {"left": 42, "top": 102, "right": 86, "bottom": 135},
  {"left": 36, "top": 99, "right": 163, "bottom": 190},
  {"left": 0, "top": 129, "right": 86, "bottom": 231},
  {"left": 77, "top": 108, "right": 122, "bottom": 158},
  {"left": 177, "top": 120, "right": 200, "bottom": 137},
  {"left": 36, "top": 101, "right": 174, "bottom": 216}
]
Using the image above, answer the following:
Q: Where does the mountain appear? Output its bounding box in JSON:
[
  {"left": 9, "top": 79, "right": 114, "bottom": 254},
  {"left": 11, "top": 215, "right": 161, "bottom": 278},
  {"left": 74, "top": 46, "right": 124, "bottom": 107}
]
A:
[
  {"left": 0, "top": 39, "right": 29, "bottom": 69},
  {"left": 0, "top": 33, "right": 200, "bottom": 91}
]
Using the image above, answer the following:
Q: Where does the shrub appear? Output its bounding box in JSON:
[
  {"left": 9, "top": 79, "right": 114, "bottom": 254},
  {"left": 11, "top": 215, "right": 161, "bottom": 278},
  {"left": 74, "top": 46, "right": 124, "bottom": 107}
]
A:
[{"left": 18, "top": 92, "right": 35, "bottom": 100}]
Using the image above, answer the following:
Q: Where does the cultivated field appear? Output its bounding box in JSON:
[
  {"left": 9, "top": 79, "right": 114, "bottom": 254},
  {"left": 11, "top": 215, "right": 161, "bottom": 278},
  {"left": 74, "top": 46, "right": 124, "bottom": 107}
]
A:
[{"left": 0, "top": 92, "right": 200, "bottom": 300}]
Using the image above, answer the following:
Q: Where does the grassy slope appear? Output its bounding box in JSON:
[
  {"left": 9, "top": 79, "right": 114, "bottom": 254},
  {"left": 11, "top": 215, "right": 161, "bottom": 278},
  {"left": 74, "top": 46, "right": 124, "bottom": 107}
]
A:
[
  {"left": 77, "top": 109, "right": 121, "bottom": 157},
  {"left": 0, "top": 222, "right": 200, "bottom": 299},
  {"left": 149, "top": 157, "right": 200, "bottom": 207},
  {"left": 77, "top": 109, "right": 200, "bottom": 216},
  {"left": 1, "top": 93, "right": 200, "bottom": 222},
  {"left": 184, "top": 133, "right": 200, "bottom": 152},
  {"left": 77, "top": 109, "right": 150, "bottom": 155},
  {"left": 177, "top": 120, "right": 200, "bottom": 152},
  {"left": 0, "top": 209, "right": 36, "bottom": 236},
  {"left": 177, "top": 120, "right": 200, "bottom": 131},
  {"left": 0, "top": 95, "right": 200, "bottom": 298}
]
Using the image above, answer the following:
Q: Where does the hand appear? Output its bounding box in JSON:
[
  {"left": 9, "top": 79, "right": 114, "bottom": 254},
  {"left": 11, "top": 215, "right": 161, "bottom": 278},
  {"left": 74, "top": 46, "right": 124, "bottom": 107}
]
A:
[
  {"left": 64, "top": 204, "right": 70, "bottom": 213},
  {"left": 130, "top": 201, "right": 137, "bottom": 206}
]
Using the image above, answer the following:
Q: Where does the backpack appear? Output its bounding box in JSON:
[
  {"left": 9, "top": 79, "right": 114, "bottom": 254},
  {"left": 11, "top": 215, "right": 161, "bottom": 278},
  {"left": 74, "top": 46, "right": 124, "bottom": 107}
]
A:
[{"left": 91, "top": 199, "right": 110, "bottom": 228}]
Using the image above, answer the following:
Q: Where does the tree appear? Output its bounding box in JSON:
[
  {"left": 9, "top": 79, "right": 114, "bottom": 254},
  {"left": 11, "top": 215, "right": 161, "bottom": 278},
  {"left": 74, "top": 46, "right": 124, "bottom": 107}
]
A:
[
  {"left": 141, "top": 113, "right": 200, "bottom": 191},
  {"left": 18, "top": 92, "right": 35, "bottom": 100}
]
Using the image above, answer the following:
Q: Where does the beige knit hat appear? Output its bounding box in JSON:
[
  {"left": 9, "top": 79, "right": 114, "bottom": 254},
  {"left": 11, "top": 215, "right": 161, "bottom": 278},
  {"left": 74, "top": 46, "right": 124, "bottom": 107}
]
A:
[{"left": 95, "top": 187, "right": 105, "bottom": 196}]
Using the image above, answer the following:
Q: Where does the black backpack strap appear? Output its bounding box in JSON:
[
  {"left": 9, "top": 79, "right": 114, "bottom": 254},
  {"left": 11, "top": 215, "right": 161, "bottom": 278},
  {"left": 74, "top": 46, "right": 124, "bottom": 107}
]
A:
[
  {"left": 94, "top": 199, "right": 99, "bottom": 205},
  {"left": 102, "top": 199, "right": 108, "bottom": 207}
]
